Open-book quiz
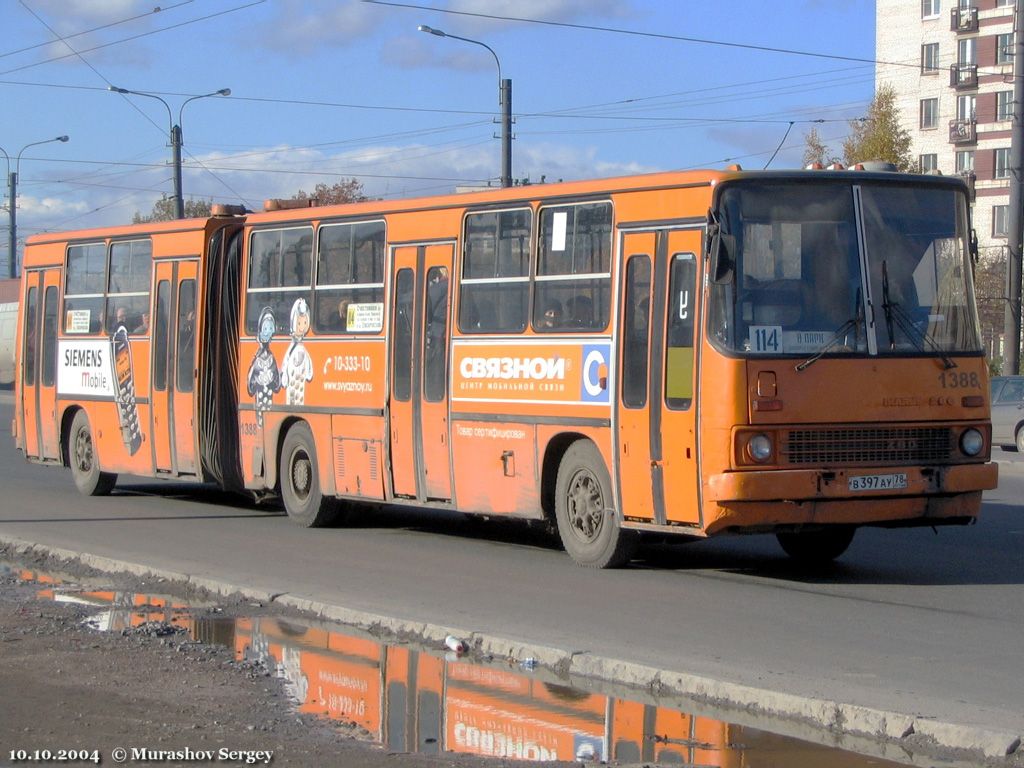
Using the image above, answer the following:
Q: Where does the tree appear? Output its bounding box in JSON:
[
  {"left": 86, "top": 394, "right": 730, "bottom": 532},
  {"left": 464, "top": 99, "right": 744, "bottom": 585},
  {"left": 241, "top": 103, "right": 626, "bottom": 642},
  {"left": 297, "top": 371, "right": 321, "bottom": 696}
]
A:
[
  {"left": 132, "top": 196, "right": 213, "bottom": 223},
  {"left": 802, "top": 126, "right": 839, "bottom": 168},
  {"left": 290, "top": 179, "right": 366, "bottom": 205},
  {"left": 841, "top": 84, "right": 914, "bottom": 171},
  {"left": 974, "top": 246, "right": 1010, "bottom": 373},
  {"left": 802, "top": 83, "right": 913, "bottom": 172}
]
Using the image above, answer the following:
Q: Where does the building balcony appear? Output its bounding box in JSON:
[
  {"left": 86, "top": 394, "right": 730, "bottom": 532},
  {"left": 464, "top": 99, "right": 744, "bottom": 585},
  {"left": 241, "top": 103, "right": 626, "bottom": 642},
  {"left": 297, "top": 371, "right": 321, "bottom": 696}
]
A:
[
  {"left": 950, "top": 63, "right": 978, "bottom": 89},
  {"left": 951, "top": 6, "right": 978, "bottom": 33},
  {"left": 949, "top": 119, "right": 977, "bottom": 144}
]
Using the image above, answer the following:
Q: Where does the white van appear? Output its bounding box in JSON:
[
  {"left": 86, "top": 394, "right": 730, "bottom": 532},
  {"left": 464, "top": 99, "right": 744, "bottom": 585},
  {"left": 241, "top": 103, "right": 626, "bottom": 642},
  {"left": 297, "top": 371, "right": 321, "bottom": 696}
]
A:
[{"left": 0, "top": 301, "right": 16, "bottom": 386}]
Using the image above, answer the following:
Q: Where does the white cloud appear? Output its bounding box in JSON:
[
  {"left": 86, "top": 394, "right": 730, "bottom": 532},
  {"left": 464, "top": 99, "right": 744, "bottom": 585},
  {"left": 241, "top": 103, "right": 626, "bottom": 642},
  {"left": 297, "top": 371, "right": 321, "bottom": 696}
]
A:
[
  {"left": 17, "top": 195, "right": 89, "bottom": 218},
  {"left": 256, "top": 0, "right": 382, "bottom": 53}
]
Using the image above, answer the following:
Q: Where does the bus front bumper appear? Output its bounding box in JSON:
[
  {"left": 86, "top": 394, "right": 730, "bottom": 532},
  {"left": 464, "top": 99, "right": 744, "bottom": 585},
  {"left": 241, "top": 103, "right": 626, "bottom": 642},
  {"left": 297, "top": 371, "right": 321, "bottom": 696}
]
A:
[
  {"left": 702, "top": 462, "right": 998, "bottom": 534},
  {"left": 705, "top": 462, "right": 997, "bottom": 502}
]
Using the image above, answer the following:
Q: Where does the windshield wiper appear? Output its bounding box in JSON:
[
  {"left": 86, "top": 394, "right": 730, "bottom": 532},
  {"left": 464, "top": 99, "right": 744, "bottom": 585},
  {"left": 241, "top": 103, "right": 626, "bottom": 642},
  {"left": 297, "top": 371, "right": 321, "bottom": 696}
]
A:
[
  {"left": 881, "top": 261, "right": 897, "bottom": 350},
  {"left": 795, "top": 288, "right": 863, "bottom": 372},
  {"left": 880, "top": 260, "right": 956, "bottom": 370}
]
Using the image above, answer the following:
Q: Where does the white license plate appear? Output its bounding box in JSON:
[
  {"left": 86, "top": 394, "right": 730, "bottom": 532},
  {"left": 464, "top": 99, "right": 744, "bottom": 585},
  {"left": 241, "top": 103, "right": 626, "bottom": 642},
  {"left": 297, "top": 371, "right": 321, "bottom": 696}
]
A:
[{"left": 848, "top": 473, "right": 908, "bottom": 492}]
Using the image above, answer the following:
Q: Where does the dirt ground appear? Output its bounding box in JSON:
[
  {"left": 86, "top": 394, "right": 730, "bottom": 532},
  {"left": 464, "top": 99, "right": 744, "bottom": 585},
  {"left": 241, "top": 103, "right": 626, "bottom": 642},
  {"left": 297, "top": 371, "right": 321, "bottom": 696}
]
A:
[{"left": 0, "top": 552, "right": 563, "bottom": 768}]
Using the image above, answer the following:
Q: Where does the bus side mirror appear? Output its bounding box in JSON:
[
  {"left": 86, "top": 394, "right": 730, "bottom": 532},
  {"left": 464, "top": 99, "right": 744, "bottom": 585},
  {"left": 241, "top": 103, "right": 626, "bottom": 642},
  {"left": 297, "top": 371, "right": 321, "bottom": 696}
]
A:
[{"left": 707, "top": 224, "right": 735, "bottom": 284}]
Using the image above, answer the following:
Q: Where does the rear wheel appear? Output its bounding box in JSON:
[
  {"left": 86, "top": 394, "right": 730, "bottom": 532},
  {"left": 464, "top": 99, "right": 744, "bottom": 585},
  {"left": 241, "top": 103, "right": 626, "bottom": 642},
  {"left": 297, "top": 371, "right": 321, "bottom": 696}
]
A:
[
  {"left": 68, "top": 410, "right": 117, "bottom": 496},
  {"left": 1015, "top": 427, "right": 1024, "bottom": 454},
  {"left": 554, "top": 441, "right": 636, "bottom": 568},
  {"left": 280, "top": 422, "right": 342, "bottom": 527},
  {"left": 776, "top": 526, "right": 855, "bottom": 565}
]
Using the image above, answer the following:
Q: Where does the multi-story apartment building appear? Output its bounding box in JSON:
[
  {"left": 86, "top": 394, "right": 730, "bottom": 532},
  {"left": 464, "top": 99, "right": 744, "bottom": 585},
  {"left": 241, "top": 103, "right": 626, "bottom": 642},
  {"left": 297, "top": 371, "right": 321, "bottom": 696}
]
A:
[{"left": 877, "top": 0, "right": 1015, "bottom": 257}]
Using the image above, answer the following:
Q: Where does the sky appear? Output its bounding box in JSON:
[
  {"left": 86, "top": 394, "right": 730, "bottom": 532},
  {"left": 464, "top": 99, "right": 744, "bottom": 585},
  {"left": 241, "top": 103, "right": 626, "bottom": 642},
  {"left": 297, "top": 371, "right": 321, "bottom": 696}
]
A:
[{"left": 0, "top": 0, "right": 876, "bottom": 265}]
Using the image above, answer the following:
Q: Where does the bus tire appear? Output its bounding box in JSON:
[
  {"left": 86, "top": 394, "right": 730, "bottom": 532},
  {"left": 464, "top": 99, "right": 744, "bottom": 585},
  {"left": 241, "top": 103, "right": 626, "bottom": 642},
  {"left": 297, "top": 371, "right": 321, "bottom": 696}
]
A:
[
  {"left": 554, "top": 441, "right": 636, "bottom": 568},
  {"left": 68, "top": 410, "right": 117, "bottom": 496},
  {"left": 280, "top": 422, "right": 341, "bottom": 528},
  {"left": 776, "top": 526, "right": 855, "bottom": 565}
]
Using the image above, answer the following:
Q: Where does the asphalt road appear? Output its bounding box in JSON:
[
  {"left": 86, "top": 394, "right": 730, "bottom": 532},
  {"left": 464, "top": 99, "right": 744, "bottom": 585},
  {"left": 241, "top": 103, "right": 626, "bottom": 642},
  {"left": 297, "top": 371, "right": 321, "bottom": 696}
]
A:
[{"left": 1, "top": 394, "right": 1021, "bottom": 755}]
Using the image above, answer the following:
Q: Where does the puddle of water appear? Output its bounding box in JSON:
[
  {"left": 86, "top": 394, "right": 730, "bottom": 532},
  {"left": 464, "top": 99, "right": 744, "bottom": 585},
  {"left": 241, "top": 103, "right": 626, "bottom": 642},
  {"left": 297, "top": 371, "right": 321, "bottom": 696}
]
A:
[{"left": 4, "top": 564, "right": 924, "bottom": 767}]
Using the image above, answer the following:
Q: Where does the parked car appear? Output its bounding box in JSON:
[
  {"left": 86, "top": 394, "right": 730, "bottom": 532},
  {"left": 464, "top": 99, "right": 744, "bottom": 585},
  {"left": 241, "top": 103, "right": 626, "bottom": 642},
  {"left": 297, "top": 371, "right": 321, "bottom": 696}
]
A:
[{"left": 991, "top": 375, "right": 1024, "bottom": 451}]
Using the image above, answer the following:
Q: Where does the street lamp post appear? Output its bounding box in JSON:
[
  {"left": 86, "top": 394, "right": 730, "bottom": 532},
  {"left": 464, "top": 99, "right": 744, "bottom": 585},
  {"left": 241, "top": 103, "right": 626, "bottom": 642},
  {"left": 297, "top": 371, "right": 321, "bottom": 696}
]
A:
[
  {"left": 418, "top": 24, "right": 512, "bottom": 188},
  {"left": 1, "top": 135, "right": 69, "bottom": 279},
  {"left": 108, "top": 86, "right": 231, "bottom": 219}
]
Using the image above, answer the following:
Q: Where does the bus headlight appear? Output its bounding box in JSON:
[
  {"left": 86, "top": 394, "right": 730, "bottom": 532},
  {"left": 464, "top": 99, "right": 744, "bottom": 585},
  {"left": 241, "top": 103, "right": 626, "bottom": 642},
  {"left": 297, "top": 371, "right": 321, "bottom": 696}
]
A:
[
  {"left": 747, "top": 434, "right": 773, "bottom": 463},
  {"left": 960, "top": 428, "right": 984, "bottom": 457}
]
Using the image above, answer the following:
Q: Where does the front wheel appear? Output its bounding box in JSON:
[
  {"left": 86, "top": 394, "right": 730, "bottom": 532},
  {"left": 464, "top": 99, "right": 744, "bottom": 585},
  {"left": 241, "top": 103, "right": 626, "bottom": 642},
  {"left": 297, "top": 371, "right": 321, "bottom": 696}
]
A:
[
  {"left": 776, "top": 526, "right": 855, "bottom": 565},
  {"left": 68, "top": 410, "right": 117, "bottom": 496},
  {"left": 554, "top": 441, "right": 636, "bottom": 568},
  {"left": 1015, "top": 427, "right": 1024, "bottom": 454},
  {"left": 279, "top": 422, "right": 342, "bottom": 527}
]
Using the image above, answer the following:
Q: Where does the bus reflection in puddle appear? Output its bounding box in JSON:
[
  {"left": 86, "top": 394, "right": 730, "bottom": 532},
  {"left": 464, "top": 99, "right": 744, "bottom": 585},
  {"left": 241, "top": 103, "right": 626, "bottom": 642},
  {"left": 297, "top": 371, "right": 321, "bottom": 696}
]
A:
[{"left": 11, "top": 566, "right": 914, "bottom": 767}]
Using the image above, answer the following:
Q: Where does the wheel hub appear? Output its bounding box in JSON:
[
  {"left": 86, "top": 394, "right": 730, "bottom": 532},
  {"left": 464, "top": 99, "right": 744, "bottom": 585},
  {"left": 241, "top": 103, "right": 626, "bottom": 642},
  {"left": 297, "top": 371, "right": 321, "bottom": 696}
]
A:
[
  {"left": 567, "top": 470, "right": 603, "bottom": 542},
  {"left": 291, "top": 452, "right": 311, "bottom": 500},
  {"left": 75, "top": 429, "right": 93, "bottom": 473}
]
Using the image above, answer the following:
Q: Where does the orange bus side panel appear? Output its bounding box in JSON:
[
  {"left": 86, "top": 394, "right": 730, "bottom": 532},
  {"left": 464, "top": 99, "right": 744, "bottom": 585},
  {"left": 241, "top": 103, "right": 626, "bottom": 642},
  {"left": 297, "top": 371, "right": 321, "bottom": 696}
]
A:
[{"left": 450, "top": 421, "right": 540, "bottom": 516}]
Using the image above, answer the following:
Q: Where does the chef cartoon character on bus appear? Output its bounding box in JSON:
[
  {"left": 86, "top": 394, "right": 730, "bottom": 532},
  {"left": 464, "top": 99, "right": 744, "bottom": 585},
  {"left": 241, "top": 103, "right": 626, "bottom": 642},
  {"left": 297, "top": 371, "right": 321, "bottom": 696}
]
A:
[
  {"left": 247, "top": 307, "right": 281, "bottom": 427},
  {"left": 281, "top": 297, "right": 313, "bottom": 405}
]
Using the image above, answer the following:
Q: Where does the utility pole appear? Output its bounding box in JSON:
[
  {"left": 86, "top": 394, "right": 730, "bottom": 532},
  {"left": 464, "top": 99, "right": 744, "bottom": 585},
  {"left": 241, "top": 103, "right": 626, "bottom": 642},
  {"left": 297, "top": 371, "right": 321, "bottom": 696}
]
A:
[
  {"left": 500, "top": 78, "right": 513, "bottom": 189},
  {"left": 170, "top": 124, "right": 184, "bottom": 219},
  {"left": 419, "top": 25, "right": 513, "bottom": 188},
  {"left": 7, "top": 171, "right": 16, "bottom": 280},
  {"left": 1004, "top": 0, "right": 1024, "bottom": 374}
]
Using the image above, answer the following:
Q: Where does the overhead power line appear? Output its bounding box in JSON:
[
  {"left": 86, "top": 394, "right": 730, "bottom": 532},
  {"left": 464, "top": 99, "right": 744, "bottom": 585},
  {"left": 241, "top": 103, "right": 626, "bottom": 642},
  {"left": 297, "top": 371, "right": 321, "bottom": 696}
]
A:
[
  {"left": 1, "top": 1, "right": 195, "bottom": 60},
  {"left": 1, "top": 0, "right": 267, "bottom": 76},
  {"left": 363, "top": 0, "right": 1017, "bottom": 78}
]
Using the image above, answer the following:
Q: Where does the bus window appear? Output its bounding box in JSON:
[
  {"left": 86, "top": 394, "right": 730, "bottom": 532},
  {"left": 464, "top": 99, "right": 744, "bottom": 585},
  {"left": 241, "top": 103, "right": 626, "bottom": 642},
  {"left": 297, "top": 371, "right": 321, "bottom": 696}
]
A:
[
  {"left": 459, "top": 209, "right": 530, "bottom": 333},
  {"left": 176, "top": 280, "right": 196, "bottom": 393},
  {"left": 392, "top": 269, "right": 414, "bottom": 401},
  {"left": 245, "top": 226, "right": 313, "bottom": 335},
  {"left": 314, "top": 220, "right": 386, "bottom": 334},
  {"left": 64, "top": 242, "right": 106, "bottom": 334},
  {"left": 41, "top": 286, "right": 58, "bottom": 387},
  {"left": 105, "top": 239, "right": 152, "bottom": 334},
  {"left": 23, "top": 286, "right": 38, "bottom": 385},
  {"left": 153, "top": 280, "right": 170, "bottom": 391},
  {"left": 622, "top": 255, "right": 651, "bottom": 408},
  {"left": 665, "top": 254, "right": 696, "bottom": 410},
  {"left": 423, "top": 266, "right": 449, "bottom": 402},
  {"left": 535, "top": 202, "right": 612, "bottom": 332}
]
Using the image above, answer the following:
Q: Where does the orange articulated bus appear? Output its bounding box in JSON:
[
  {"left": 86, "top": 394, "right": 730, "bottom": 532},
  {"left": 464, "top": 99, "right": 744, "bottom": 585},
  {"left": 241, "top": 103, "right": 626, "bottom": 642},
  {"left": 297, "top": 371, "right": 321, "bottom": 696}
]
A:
[{"left": 13, "top": 167, "right": 998, "bottom": 567}]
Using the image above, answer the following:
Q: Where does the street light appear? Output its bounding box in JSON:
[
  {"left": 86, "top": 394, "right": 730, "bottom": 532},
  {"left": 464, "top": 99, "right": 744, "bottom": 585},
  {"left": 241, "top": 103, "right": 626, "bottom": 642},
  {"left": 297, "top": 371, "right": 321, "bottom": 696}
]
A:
[
  {"left": 108, "top": 85, "right": 231, "bottom": 219},
  {"left": 1, "top": 135, "right": 69, "bottom": 279},
  {"left": 418, "top": 24, "right": 512, "bottom": 188}
]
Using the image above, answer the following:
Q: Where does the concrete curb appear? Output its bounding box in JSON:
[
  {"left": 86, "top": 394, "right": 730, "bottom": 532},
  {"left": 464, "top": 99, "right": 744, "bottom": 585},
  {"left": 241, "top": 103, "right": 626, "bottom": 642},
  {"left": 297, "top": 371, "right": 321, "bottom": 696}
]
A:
[{"left": 1, "top": 533, "right": 1020, "bottom": 762}]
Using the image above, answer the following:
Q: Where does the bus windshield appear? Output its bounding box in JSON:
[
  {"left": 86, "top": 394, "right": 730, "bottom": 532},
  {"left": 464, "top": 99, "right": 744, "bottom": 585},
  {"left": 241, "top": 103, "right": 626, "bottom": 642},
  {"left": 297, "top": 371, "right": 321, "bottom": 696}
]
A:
[{"left": 708, "top": 179, "right": 982, "bottom": 359}]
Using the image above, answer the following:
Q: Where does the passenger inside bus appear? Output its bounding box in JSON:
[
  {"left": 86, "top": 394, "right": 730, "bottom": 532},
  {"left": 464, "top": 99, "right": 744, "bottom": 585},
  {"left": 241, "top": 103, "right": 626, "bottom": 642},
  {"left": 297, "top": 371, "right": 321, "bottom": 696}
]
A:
[
  {"left": 540, "top": 300, "right": 563, "bottom": 329},
  {"left": 566, "top": 295, "right": 594, "bottom": 328},
  {"left": 332, "top": 299, "right": 350, "bottom": 332}
]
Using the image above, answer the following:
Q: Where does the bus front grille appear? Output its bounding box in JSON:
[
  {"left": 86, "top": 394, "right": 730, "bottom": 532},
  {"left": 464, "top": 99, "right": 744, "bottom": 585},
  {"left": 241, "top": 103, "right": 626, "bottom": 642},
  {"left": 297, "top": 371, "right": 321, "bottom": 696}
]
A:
[{"left": 783, "top": 426, "right": 955, "bottom": 465}]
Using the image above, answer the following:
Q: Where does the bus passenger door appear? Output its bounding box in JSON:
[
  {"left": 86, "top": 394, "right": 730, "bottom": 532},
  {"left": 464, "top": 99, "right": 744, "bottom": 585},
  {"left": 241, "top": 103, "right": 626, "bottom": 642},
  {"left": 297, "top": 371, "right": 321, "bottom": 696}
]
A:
[
  {"left": 659, "top": 229, "right": 701, "bottom": 525},
  {"left": 420, "top": 244, "right": 453, "bottom": 500},
  {"left": 617, "top": 234, "right": 657, "bottom": 521},
  {"left": 617, "top": 228, "right": 701, "bottom": 526},
  {"left": 37, "top": 272, "right": 61, "bottom": 460},
  {"left": 19, "top": 270, "right": 61, "bottom": 461},
  {"left": 387, "top": 244, "right": 454, "bottom": 502},
  {"left": 150, "top": 259, "right": 199, "bottom": 475}
]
